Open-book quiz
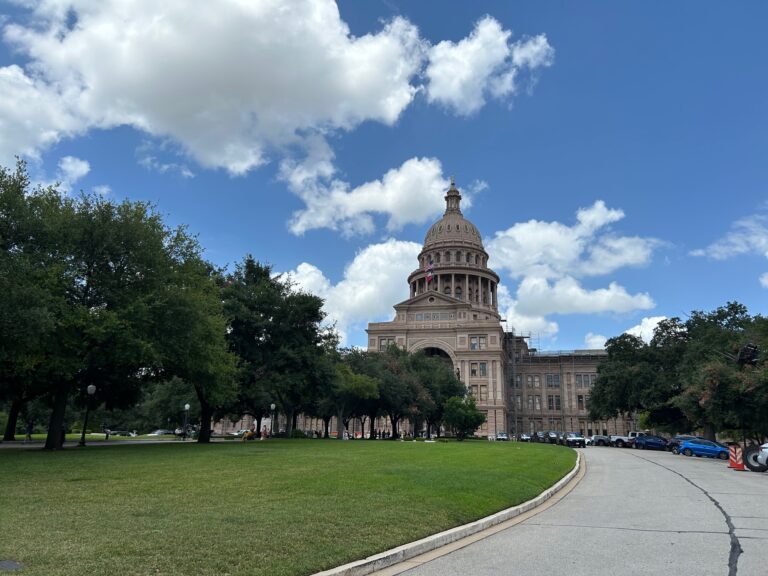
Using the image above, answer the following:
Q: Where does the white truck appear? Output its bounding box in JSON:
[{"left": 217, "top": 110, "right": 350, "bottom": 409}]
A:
[{"left": 610, "top": 431, "right": 644, "bottom": 448}]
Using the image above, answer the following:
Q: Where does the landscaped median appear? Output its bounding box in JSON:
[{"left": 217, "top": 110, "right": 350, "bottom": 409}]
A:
[{"left": 0, "top": 440, "right": 575, "bottom": 576}]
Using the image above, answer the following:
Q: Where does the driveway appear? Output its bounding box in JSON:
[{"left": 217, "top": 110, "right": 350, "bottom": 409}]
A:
[{"left": 382, "top": 447, "right": 766, "bottom": 576}]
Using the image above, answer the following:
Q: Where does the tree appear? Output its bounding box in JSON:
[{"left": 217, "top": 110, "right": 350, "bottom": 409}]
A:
[
  {"left": 222, "top": 256, "right": 336, "bottom": 437},
  {"left": 442, "top": 396, "right": 486, "bottom": 440},
  {"left": 154, "top": 247, "right": 237, "bottom": 443},
  {"left": 330, "top": 363, "right": 379, "bottom": 439}
]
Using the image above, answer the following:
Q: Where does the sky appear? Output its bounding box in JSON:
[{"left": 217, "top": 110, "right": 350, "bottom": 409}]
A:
[{"left": 2, "top": 1, "right": 768, "bottom": 350}]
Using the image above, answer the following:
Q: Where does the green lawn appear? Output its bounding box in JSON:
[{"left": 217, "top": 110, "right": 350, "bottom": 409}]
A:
[{"left": 0, "top": 440, "right": 575, "bottom": 576}]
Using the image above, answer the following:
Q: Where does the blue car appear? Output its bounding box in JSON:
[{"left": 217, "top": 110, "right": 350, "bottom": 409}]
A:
[
  {"left": 634, "top": 434, "right": 668, "bottom": 450},
  {"left": 678, "top": 439, "right": 729, "bottom": 460}
]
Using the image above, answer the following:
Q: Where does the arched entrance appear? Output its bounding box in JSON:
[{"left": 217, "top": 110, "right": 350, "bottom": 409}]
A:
[{"left": 422, "top": 347, "right": 452, "bottom": 362}]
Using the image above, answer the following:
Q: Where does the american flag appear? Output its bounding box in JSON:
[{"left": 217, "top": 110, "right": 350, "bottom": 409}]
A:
[{"left": 425, "top": 258, "right": 434, "bottom": 284}]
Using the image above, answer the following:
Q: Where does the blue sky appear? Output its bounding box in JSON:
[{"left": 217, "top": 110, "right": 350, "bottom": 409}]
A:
[{"left": 2, "top": 1, "right": 767, "bottom": 349}]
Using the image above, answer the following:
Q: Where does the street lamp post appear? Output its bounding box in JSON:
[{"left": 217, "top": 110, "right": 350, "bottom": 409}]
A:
[
  {"left": 183, "top": 403, "right": 190, "bottom": 441},
  {"left": 270, "top": 403, "right": 276, "bottom": 437},
  {"left": 78, "top": 385, "right": 97, "bottom": 447}
]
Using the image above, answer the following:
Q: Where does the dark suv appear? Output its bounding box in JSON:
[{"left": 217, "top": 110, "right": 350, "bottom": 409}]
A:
[{"left": 563, "top": 432, "right": 586, "bottom": 448}]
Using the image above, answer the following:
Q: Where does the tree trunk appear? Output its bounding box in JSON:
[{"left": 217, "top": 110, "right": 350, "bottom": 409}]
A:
[
  {"left": 197, "top": 403, "right": 213, "bottom": 443},
  {"left": 368, "top": 413, "right": 376, "bottom": 439},
  {"left": 323, "top": 416, "right": 331, "bottom": 438},
  {"left": 3, "top": 398, "right": 22, "bottom": 441},
  {"left": 336, "top": 410, "right": 345, "bottom": 439},
  {"left": 256, "top": 415, "right": 263, "bottom": 435},
  {"left": 44, "top": 381, "right": 71, "bottom": 450},
  {"left": 389, "top": 414, "right": 399, "bottom": 439},
  {"left": 284, "top": 407, "right": 294, "bottom": 437},
  {"left": 292, "top": 412, "right": 298, "bottom": 433}
]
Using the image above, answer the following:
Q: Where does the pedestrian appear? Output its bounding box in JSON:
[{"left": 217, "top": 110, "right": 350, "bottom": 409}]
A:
[
  {"left": 261, "top": 425, "right": 268, "bottom": 440},
  {"left": 25, "top": 419, "right": 33, "bottom": 442}
]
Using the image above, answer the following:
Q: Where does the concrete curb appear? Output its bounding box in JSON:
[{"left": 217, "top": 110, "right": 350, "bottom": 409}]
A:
[{"left": 313, "top": 452, "right": 582, "bottom": 576}]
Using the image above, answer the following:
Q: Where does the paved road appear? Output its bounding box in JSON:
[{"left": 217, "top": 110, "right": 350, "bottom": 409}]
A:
[{"left": 391, "top": 447, "right": 767, "bottom": 576}]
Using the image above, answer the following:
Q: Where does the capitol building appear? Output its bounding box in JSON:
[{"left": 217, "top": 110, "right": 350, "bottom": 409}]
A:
[{"left": 367, "top": 180, "right": 634, "bottom": 438}]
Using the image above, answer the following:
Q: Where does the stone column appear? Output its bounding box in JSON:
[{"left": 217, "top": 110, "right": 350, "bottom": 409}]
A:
[
  {"left": 437, "top": 274, "right": 441, "bottom": 294},
  {"left": 465, "top": 273, "right": 469, "bottom": 302}
]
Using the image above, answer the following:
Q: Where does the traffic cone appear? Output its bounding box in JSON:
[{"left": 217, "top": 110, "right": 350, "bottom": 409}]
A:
[{"left": 729, "top": 445, "right": 746, "bottom": 471}]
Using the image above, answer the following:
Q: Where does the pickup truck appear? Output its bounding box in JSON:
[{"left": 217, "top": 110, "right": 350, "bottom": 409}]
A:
[{"left": 610, "top": 431, "right": 644, "bottom": 448}]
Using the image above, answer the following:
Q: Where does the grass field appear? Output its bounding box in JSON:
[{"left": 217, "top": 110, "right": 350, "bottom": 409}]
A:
[{"left": 0, "top": 440, "right": 575, "bottom": 576}]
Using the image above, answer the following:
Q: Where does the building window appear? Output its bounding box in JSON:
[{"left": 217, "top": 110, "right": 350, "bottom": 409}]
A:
[
  {"left": 445, "top": 251, "right": 451, "bottom": 262},
  {"left": 475, "top": 255, "right": 479, "bottom": 265},
  {"left": 526, "top": 375, "right": 533, "bottom": 388},
  {"left": 576, "top": 373, "right": 598, "bottom": 388},
  {"left": 479, "top": 385, "right": 488, "bottom": 401},
  {"left": 546, "top": 374, "right": 560, "bottom": 388},
  {"left": 515, "top": 395, "right": 522, "bottom": 410},
  {"left": 470, "top": 363, "right": 478, "bottom": 377},
  {"left": 471, "top": 385, "right": 478, "bottom": 397},
  {"left": 435, "top": 253, "right": 441, "bottom": 263},
  {"left": 455, "top": 287, "right": 462, "bottom": 298},
  {"left": 547, "top": 395, "right": 561, "bottom": 410},
  {"left": 479, "top": 362, "right": 487, "bottom": 377},
  {"left": 466, "top": 252, "right": 471, "bottom": 263},
  {"left": 527, "top": 396, "right": 534, "bottom": 410},
  {"left": 534, "top": 396, "right": 541, "bottom": 411},
  {"left": 577, "top": 395, "right": 585, "bottom": 411},
  {"left": 514, "top": 374, "right": 522, "bottom": 388},
  {"left": 534, "top": 375, "right": 541, "bottom": 388},
  {"left": 378, "top": 337, "right": 396, "bottom": 351},
  {"left": 444, "top": 287, "right": 451, "bottom": 295},
  {"left": 469, "top": 335, "right": 487, "bottom": 350}
]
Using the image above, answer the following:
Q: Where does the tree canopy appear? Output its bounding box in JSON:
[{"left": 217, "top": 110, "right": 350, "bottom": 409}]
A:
[{"left": 590, "top": 302, "right": 768, "bottom": 442}]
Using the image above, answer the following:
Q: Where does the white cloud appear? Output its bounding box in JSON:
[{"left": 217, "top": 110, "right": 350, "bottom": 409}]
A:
[
  {"left": 2, "top": 0, "right": 426, "bottom": 173},
  {"left": 625, "top": 315, "right": 666, "bottom": 343},
  {"left": 497, "top": 284, "right": 559, "bottom": 338},
  {"left": 2, "top": 3, "right": 555, "bottom": 239},
  {"left": 425, "top": 17, "right": 553, "bottom": 116},
  {"left": 58, "top": 156, "right": 90, "bottom": 186},
  {"left": 584, "top": 332, "right": 607, "bottom": 349},
  {"left": 511, "top": 34, "right": 556, "bottom": 69},
  {"left": 487, "top": 200, "right": 655, "bottom": 279},
  {"left": 285, "top": 239, "right": 421, "bottom": 344},
  {"left": 0, "top": 64, "right": 82, "bottom": 163},
  {"left": 93, "top": 185, "right": 111, "bottom": 196},
  {"left": 487, "top": 201, "right": 658, "bottom": 330},
  {"left": 286, "top": 155, "right": 461, "bottom": 237},
  {"left": 515, "top": 276, "right": 654, "bottom": 316},
  {"left": 691, "top": 213, "right": 768, "bottom": 260},
  {"left": 761, "top": 273, "right": 768, "bottom": 288}
]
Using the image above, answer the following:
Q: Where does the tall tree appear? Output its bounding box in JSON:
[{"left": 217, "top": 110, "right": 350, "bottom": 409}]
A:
[{"left": 222, "top": 256, "right": 336, "bottom": 437}]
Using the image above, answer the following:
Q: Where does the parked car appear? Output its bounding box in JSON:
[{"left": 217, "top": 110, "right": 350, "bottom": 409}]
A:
[
  {"left": 668, "top": 435, "right": 702, "bottom": 454},
  {"left": 518, "top": 433, "right": 531, "bottom": 442},
  {"left": 147, "top": 429, "right": 174, "bottom": 436},
  {"left": 534, "top": 431, "right": 546, "bottom": 443},
  {"left": 107, "top": 430, "right": 136, "bottom": 437},
  {"left": 744, "top": 442, "right": 768, "bottom": 472},
  {"left": 633, "top": 434, "right": 668, "bottom": 450},
  {"left": 563, "top": 432, "right": 586, "bottom": 448},
  {"left": 496, "top": 431, "right": 510, "bottom": 441},
  {"left": 678, "top": 439, "right": 729, "bottom": 459},
  {"left": 590, "top": 434, "right": 611, "bottom": 447},
  {"left": 546, "top": 430, "right": 559, "bottom": 444},
  {"left": 610, "top": 431, "right": 644, "bottom": 448}
]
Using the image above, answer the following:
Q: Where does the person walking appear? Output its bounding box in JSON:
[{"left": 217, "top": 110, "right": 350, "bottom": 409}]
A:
[{"left": 25, "top": 419, "right": 33, "bottom": 442}]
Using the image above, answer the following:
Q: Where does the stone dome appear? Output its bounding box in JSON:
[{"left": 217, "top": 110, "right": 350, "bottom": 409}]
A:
[{"left": 423, "top": 179, "right": 484, "bottom": 250}]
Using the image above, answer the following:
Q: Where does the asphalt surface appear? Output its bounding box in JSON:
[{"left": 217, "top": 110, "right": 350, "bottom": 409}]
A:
[{"left": 382, "top": 447, "right": 767, "bottom": 576}]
